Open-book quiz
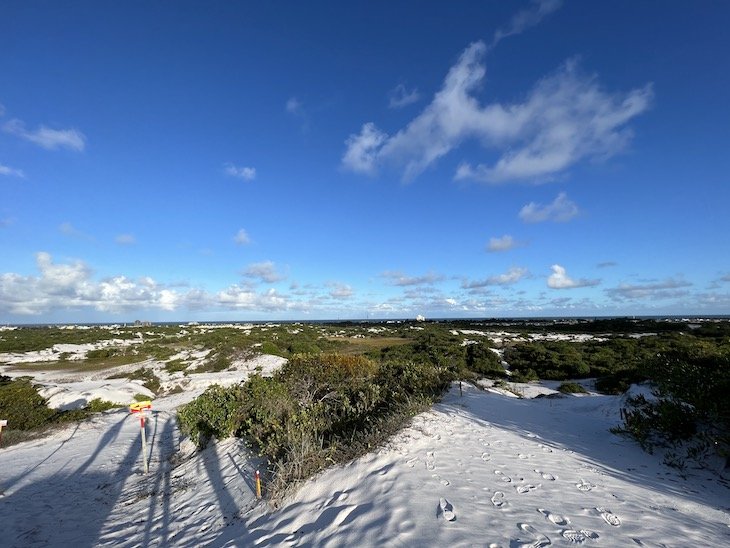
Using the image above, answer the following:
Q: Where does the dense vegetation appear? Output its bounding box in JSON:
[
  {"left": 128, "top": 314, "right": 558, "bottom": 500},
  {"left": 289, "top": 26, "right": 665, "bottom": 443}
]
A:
[
  {"left": 178, "top": 353, "right": 452, "bottom": 501},
  {"left": 0, "top": 374, "right": 122, "bottom": 446}
]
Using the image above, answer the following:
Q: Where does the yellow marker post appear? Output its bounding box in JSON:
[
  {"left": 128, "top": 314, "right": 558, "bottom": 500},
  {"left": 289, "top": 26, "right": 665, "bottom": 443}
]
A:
[
  {"left": 255, "top": 470, "right": 262, "bottom": 499},
  {"left": 0, "top": 419, "right": 7, "bottom": 447},
  {"left": 129, "top": 401, "right": 152, "bottom": 474}
]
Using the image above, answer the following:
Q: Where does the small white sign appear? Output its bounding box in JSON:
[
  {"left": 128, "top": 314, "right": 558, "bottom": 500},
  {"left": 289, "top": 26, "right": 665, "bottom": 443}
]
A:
[{"left": 0, "top": 420, "right": 7, "bottom": 427}]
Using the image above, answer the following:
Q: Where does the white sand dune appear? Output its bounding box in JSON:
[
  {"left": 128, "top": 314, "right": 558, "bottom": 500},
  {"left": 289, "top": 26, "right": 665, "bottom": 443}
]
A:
[{"left": 1, "top": 381, "right": 728, "bottom": 546}]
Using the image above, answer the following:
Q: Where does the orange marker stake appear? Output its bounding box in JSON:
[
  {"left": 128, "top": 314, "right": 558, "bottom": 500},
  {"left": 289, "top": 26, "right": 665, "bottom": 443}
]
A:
[{"left": 255, "top": 470, "right": 262, "bottom": 499}]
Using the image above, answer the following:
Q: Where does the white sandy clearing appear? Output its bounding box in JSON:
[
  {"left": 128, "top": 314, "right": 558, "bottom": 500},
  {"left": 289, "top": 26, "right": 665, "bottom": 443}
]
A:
[{"left": 1, "top": 382, "right": 729, "bottom": 547}]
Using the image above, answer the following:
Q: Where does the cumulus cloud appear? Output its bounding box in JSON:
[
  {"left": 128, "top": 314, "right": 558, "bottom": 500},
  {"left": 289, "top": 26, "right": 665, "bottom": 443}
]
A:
[
  {"left": 224, "top": 163, "right": 256, "bottom": 181},
  {"left": 519, "top": 192, "right": 578, "bottom": 223},
  {"left": 0, "top": 252, "right": 182, "bottom": 315},
  {"left": 547, "top": 264, "right": 599, "bottom": 289},
  {"left": 115, "top": 234, "right": 136, "bottom": 245},
  {"left": 605, "top": 278, "right": 692, "bottom": 301},
  {"left": 233, "top": 229, "right": 251, "bottom": 245},
  {"left": 381, "top": 270, "right": 444, "bottom": 286},
  {"left": 3, "top": 118, "right": 86, "bottom": 151},
  {"left": 0, "top": 163, "right": 25, "bottom": 178},
  {"left": 462, "top": 266, "right": 529, "bottom": 288},
  {"left": 343, "top": 40, "right": 652, "bottom": 183},
  {"left": 242, "top": 261, "right": 286, "bottom": 283},
  {"left": 388, "top": 84, "right": 420, "bottom": 109},
  {"left": 486, "top": 234, "right": 523, "bottom": 252},
  {"left": 490, "top": 0, "right": 563, "bottom": 49}
]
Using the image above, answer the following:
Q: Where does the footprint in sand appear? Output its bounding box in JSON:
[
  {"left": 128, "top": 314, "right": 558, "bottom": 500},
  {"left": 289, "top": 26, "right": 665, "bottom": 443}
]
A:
[
  {"left": 596, "top": 507, "right": 621, "bottom": 527},
  {"left": 515, "top": 523, "right": 551, "bottom": 548},
  {"left": 538, "top": 508, "right": 569, "bottom": 526},
  {"left": 491, "top": 491, "right": 506, "bottom": 507},
  {"left": 516, "top": 484, "right": 541, "bottom": 494},
  {"left": 439, "top": 497, "right": 456, "bottom": 521},
  {"left": 406, "top": 457, "right": 419, "bottom": 468},
  {"left": 432, "top": 474, "right": 450, "bottom": 486},
  {"left": 518, "top": 453, "right": 533, "bottom": 460},
  {"left": 534, "top": 469, "right": 557, "bottom": 481},
  {"left": 426, "top": 451, "right": 435, "bottom": 471},
  {"left": 575, "top": 479, "right": 595, "bottom": 492},
  {"left": 494, "top": 470, "right": 512, "bottom": 483},
  {"left": 481, "top": 452, "right": 492, "bottom": 461},
  {"left": 562, "top": 529, "right": 599, "bottom": 543}
]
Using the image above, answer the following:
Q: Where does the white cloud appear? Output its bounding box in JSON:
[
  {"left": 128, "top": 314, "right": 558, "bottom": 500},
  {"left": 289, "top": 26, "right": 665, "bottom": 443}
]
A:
[
  {"left": 0, "top": 163, "right": 25, "bottom": 178},
  {"left": 547, "top": 264, "right": 599, "bottom": 289},
  {"left": 233, "top": 229, "right": 251, "bottom": 245},
  {"left": 519, "top": 192, "right": 578, "bottom": 223},
  {"left": 463, "top": 266, "right": 529, "bottom": 288},
  {"left": 243, "top": 261, "right": 286, "bottom": 283},
  {"left": 215, "top": 285, "right": 288, "bottom": 311},
  {"left": 59, "top": 222, "right": 94, "bottom": 241},
  {"left": 381, "top": 270, "right": 444, "bottom": 286},
  {"left": 388, "top": 84, "right": 420, "bottom": 109},
  {"left": 486, "top": 234, "right": 522, "bottom": 252},
  {"left": 606, "top": 278, "right": 692, "bottom": 301},
  {"left": 286, "top": 97, "right": 303, "bottom": 115},
  {"left": 327, "top": 282, "right": 354, "bottom": 299},
  {"left": 115, "top": 234, "right": 136, "bottom": 245},
  {"left": 342, "top": 122, "right": 388, "bottom": 175},
  {"left": 490, "top": 0, "right": 563, "bottom": 49},
  {"left": 3, "top": 118, "right": 86, "bottom": 151},
  {"left": 343, "top": 40, "right": 652, "bottom": 183},
  {"left": 224, "top": 163, "right": 256, "bottom": 181}
]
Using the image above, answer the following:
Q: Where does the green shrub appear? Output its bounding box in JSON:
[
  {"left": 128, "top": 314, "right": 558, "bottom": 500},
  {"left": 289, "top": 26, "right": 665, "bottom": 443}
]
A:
[
  {"left": 178, "top": 384, "right": 242, "bottom": 447},
  {"left": 465, "top": 343, "right": 504, "bottom": 377},
  {"left": 0, "top": 377, "right": 55, "bottom": 430},
  {"left": 178, "top": 352, "right": 452, "bottom": 502},
  {"left": 558, "top": 382, "right": 588, "bottom": 394}
]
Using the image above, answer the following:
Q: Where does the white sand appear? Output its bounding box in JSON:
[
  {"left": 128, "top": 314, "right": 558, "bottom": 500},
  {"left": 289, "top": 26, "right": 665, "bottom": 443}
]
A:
[{"left": 1, "top": 379, "right": 728, "bottom": 546}]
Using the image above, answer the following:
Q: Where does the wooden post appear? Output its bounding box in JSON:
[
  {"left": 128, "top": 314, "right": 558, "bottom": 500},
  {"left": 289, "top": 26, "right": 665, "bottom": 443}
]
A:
[
  {"left": 0, "top": 419, "right": 7, "bottom": 446},
  {"left": 140, "top": 414, "right": 149, "bottom": 474},
  {"left": 129, "top": 401, "right": 152, "bottom": 474},
  {"left": 255, "top": 470, "right": 262, "bottom": 499}
]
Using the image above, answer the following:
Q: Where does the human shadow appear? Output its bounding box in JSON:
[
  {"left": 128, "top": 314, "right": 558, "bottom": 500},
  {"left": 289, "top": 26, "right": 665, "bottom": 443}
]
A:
[{"left": 2, "top": 411, "right": 141, "bottom": 548}]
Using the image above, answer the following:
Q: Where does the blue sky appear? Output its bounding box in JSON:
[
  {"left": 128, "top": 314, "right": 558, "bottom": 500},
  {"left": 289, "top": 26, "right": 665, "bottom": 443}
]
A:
[{"left": 1, "top": 1, "right": 729, "bottom": 322}]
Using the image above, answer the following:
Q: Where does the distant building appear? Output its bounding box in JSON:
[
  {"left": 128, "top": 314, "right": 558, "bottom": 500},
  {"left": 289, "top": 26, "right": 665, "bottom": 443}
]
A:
[
  {"left": 134, "top": 320, "right": 152, "bottom": 327},
  {"left": 416, "top": 315, "right": 426, "bottom": 322}
]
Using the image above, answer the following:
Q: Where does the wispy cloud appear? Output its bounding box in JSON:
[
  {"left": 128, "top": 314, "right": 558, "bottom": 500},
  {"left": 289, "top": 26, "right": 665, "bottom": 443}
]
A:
[
  {"left": 486, "top": 234, "right": 523, "bottom": 252},
  {"left": 343, "top": 41, "right": 652, "bottom": 183},
  {"left": 0, "top": 217, "right": 14, "bottom": 228},
  {"left": 490, "top": 0, "right": 563, "bottom": 50},
  {"left": 224, "top": 163, "right": 256, "bottom": 181},
  {"left": 233, "top": 229, "right": 251, "bottom": 245},
  {"left": 388, "top": 84, "right": 420, "bottom": 109},
  {"left": 3, "top": 118, "right": 86, "bottom": 151},
  {"left": 286, "top": 97, "right": 303, "bottom": 115},
  {"left": 327, "top": 282, "right": 354, "bottom": 299},
  {"left": 605, "top": 278, "right": 692, "bottom": 301},
  {"left": 519, "top": 192, "right": 578, "bottom": 223},
  {"left": 547, "top": 264, "right": 599, "bottom": 289},
  {"left": 381, "top": 270, "right": 444, "bottom": 286},
  {"left": 243, "top": 261, "right": 286, "bottom": 283},
  {"left": 115, "top": 234, "right": 136, "bottom": 245},
  {"left": 0, "top": 163, "right": 25, "bottom": 178},
  {"left": 462, "top": 266, "right": 529, "bottom": 288},
  {"left": 59, "top": 222, "right": 94, "bottom": 241}
]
